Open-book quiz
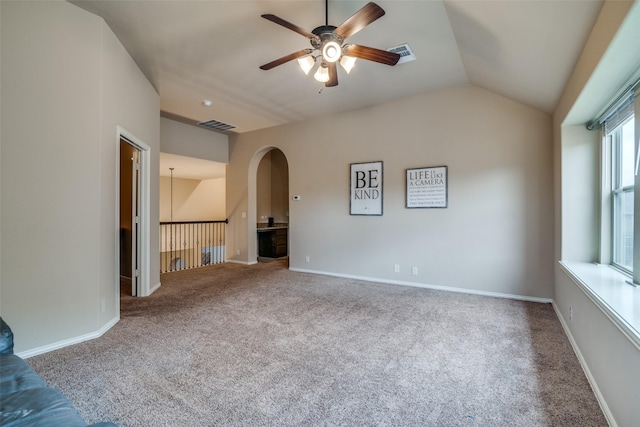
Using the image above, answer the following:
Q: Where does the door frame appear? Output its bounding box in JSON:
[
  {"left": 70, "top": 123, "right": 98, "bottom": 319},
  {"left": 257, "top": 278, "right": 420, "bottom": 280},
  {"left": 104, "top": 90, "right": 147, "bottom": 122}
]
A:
[{"left": 116, "top": 126, "right": 151, "bottom": 301}]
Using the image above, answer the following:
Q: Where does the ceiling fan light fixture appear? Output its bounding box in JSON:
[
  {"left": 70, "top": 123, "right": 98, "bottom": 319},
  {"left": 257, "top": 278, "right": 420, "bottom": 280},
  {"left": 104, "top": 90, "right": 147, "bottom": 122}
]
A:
[
  {"left": 297, "top": 55, "right": 316, "bottom": 75},
  {"left": 260, "top": 1, "right": 399, "bottom": 88},
  {"left": 339, "top": 55, "right": 357, "bottom": 74},
  {"left": 322, "top": 41, "right": 342, "bottom": 63},
  {"left": 314, "top": 63, "right": 330, "bottom": 82}
]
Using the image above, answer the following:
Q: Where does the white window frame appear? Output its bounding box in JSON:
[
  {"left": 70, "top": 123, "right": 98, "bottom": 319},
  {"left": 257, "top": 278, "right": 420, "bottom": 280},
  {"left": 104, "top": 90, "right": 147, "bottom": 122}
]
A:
[{"left": 609, "top": 117, "right": 635, "bottom": 274}]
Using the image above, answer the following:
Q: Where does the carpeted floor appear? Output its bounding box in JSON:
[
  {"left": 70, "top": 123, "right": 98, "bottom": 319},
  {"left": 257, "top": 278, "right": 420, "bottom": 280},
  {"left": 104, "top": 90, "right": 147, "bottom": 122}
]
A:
[{"left": 27, "top": 261, "right": 606, "bottom": 426}]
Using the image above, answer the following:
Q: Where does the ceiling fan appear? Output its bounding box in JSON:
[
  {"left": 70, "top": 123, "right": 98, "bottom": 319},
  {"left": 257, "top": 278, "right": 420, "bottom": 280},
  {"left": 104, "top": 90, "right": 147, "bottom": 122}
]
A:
[{"left": 259, "top": 1, "right": 401, "bottom": 87}]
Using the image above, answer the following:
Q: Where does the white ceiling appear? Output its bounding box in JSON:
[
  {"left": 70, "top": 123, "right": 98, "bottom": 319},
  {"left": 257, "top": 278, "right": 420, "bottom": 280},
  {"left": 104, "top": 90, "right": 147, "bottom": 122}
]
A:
[{"left": 71, "top": 0, "right": 604, "bottom": 135}]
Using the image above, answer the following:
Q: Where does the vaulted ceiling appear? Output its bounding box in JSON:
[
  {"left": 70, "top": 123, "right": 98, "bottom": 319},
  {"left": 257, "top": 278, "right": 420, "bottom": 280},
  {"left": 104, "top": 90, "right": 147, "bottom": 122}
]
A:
[{"left": 71, "top": 0, "right": 603, "bottom": 134}]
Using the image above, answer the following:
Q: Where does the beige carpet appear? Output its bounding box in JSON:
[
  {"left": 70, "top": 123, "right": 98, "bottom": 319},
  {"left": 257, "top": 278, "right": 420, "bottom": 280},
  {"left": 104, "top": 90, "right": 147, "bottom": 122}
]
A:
[{"left": 28, "top": 261, "right": 606, "bottom": 426}]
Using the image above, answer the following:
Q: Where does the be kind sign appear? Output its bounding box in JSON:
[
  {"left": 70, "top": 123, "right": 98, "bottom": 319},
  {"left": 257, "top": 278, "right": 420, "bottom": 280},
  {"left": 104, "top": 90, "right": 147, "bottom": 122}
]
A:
[{"left": 350, "top": 161, "right": 383, "bottom": 216}]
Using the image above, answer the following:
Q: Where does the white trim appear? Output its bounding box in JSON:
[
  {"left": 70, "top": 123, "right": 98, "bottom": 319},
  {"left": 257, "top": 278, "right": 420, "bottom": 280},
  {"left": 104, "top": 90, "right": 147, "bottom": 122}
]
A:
[
  {"left": 149, "top": 282, "right": 162, "bottom": 295},
  {"left": 226, "top": 259, "right": 258, "bottom": 265},
  {"left": 17, "top": 316, "right": 119, "bottom": 359},
  {"left": 289, "top": 267, "right": 553, "bottom": 303},
  {"left": 116, "top": 127, "right": 152, "bottom": 298},
  {"left": 552, "top": 302, "right": 618, "bottom": 427},
  {"left": 559, "top": 261, "right": 640, "bottom": 350}
]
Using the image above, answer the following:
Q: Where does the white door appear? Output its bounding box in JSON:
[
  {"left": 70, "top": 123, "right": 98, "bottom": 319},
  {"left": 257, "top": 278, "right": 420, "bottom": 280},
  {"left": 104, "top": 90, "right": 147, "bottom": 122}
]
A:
[
  {"left": 120, "top": 138, "right": 141, "bottom": 297},
  {"left": 131, "top": 146, "right": 141, "bottom": 296}
]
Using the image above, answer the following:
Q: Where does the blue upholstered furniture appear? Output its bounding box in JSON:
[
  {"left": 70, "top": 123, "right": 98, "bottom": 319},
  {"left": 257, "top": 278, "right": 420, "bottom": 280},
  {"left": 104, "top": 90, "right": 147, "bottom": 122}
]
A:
[{"left": 0, "top": 317, "right": 118, "bottom": 427}]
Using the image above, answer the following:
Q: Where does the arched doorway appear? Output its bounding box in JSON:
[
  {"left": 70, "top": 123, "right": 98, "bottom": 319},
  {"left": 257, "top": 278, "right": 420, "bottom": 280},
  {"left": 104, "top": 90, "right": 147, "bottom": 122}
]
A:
[{"left": 247, "top": 147, "right": 289, "bottom": 263}]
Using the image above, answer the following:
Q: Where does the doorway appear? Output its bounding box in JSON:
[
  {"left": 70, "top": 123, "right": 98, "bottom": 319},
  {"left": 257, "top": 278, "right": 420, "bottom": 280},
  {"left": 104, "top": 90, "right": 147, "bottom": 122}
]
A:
[
  {"left": 120, "top": 138, "right": 141, "bottom": 296},
  {"left": 116, "top": 127, "right": 151, "bottom": 301},
  {"left": 249, "top": 147, "right": 289, "bottom": 263}
]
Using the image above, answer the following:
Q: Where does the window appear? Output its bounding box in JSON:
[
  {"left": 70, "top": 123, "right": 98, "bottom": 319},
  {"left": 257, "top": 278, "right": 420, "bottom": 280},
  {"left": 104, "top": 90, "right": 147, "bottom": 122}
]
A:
[{"left": 606, "top": 105, "right": 635, "bottom": 273}]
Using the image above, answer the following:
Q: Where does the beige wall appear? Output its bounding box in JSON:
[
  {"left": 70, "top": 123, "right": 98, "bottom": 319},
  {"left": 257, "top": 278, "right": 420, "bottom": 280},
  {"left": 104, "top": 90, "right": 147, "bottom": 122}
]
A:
[
  {"left": 560, "top": 125, "right": 600, "bottom": 262},
  {"left": 256, "top": 152, "right": 273, "bottom": 222},
  {"left": 255, "top": 149, "right": 289, "bottom": 224},
  {"left": 0, "top": 1, "right": 160, "bottom": 354},
  {"left": 160, "top": 176, "right": 226, "bottom": 222},
  {"left": 553, "top": 1, "right": 640, "bottom": 426},
  {"left": 159, "top": 116, "right": 228, "bottom": 225},
  {"left": 227, "top": 84, "right": 554, "bottom": 299},
  {"left": 160, "top": 117, "right": 228, "bottom": 163},
  {"left": 270, "top": 149, "right": 289, "bottom": 224}
]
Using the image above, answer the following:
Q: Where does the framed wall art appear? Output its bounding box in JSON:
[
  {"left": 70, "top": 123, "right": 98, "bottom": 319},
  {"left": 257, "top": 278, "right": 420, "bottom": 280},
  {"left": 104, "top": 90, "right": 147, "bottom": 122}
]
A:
[
  {"left": 350, "top": 161, "right": 383, "bottom": 215},
  {"left": 406, "top": 166, "right": 448, "bottom": 208}
]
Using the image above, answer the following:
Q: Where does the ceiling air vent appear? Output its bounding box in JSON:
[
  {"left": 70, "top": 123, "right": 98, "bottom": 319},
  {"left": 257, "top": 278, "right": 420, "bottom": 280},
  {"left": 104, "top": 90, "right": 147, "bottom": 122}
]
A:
[
  {"left": 198, "top": 119, "right": 236, "bottom": 132},
  {"left": 388, "top": 44, "right": 416, "bottom": 65}
]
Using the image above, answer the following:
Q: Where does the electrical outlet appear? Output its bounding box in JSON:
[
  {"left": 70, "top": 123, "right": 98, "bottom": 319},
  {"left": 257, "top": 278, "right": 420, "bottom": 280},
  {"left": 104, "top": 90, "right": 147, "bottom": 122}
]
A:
[
  {"left": 411, "top": 266, "right": 418, "bottom": 276},
  {"left": 569, "top": 306, "right": 573, "bottom": 322},
  {"left": 394, "top": 264, "right": 400, "bottom": 273},
  {"left": 305, "top": 256, "right": 310, "bottom": 263},
  {"left": 100, "top": 299, "right": 106, "bottom": 313},
  {"left": 236, "top": 249, "right": 241, "bottom": 255}
]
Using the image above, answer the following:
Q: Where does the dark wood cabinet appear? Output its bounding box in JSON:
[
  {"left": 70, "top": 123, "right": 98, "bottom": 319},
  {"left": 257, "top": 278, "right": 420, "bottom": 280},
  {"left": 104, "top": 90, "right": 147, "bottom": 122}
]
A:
[{"left": 258, "top": 228, "right": 287, "bottom": 258}]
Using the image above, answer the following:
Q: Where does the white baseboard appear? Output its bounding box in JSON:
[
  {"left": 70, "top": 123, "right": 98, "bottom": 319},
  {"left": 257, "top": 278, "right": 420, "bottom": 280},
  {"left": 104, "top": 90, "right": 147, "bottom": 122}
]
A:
[
  {"left": 18, "top": 316, "right": 120, "bottom": 359},
  {"left": 226, "top": 259, "right": 258, "bottom": 265},
  {"left": 551, "top": 302, "right": 617, "bottom": 427},
  {"left": 149, "top": 281, "right": 161, "bottom": 295},
  {"left": 289, "top": 267, "right": 553, "bottom": 303}
]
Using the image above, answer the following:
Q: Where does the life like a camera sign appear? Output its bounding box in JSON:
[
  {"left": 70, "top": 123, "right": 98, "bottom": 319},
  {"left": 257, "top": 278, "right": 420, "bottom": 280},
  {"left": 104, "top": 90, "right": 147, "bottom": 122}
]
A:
[
  {"left": 350, "top": 161, "right": 383, "bottom": 215},
  {"left": 406, "top": 166, "right": 448, "bottom": 208}
]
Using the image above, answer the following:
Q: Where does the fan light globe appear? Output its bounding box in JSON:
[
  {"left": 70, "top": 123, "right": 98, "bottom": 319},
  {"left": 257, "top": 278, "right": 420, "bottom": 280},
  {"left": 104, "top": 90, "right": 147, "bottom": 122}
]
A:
[
  {"left": 339, "top": 55, "right": 357, "bottom": 74},
  {"left": 322, "top": 41, "right": 341, "bottom": 63},
  {"left": 297, "top": 55, "right": 315, "bottom": 75},
  {"left": 314, "top": 63, "right": 330, "bottom": 82}
]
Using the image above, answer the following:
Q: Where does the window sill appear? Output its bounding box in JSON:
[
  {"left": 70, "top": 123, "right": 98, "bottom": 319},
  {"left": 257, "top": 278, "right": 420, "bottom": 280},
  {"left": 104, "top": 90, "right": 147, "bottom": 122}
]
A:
[{"left": 560, "top": 261, "right": 640, "bottom": 350}]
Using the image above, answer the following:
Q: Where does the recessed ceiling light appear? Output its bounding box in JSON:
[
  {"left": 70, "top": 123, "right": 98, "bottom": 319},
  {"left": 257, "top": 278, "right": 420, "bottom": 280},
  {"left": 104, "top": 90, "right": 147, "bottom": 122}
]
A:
[{"left": 202, "top": 100, "right": 213, "bottom": 107}]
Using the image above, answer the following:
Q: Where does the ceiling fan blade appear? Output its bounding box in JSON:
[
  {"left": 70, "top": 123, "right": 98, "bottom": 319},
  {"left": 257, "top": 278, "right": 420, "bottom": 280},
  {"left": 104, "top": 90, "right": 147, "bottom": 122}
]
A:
[
  {"left": 261, "top": 14, "right": 316, "bottom": 39},
  {"left": 260, "top": 49, "right": 313, "bottom": 70},
  {"left": 343, "top": 44, "right": 400, "bottom": 66},
  {"left": 326, "top": 62, "right": 338, "bottom": 87},
  {"left": 335, "top": 2, "right": 385, "bottom": 39}
]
